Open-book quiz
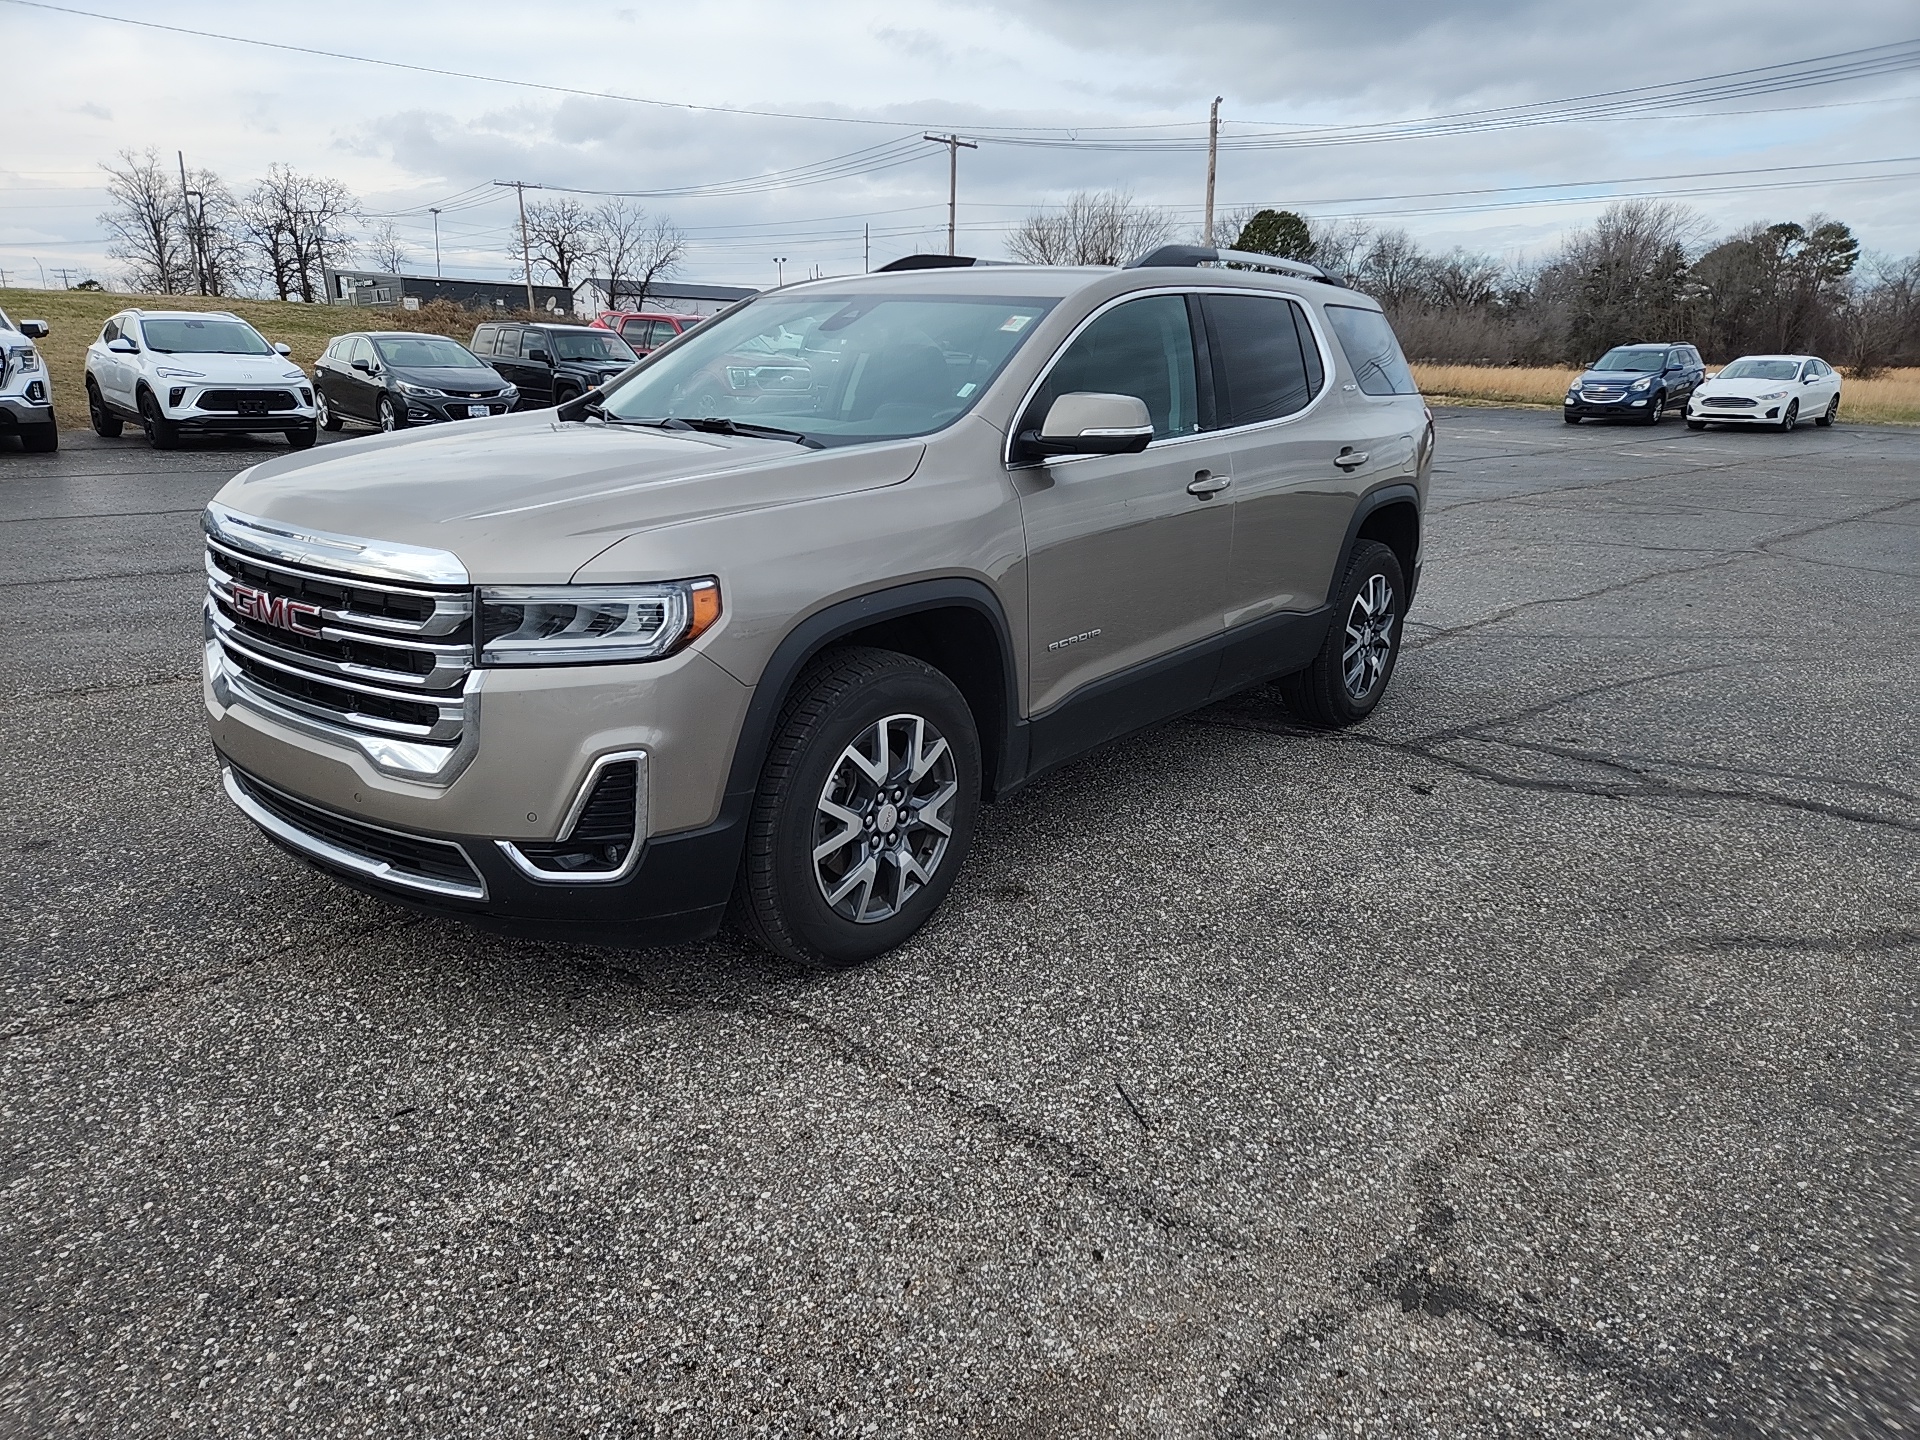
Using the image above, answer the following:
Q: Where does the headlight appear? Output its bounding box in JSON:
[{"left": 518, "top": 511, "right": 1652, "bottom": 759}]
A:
[
  {"left": 154, "top": 365, "right": 205, "bottom": 378},
  {"left": 396, "top": 380, "right": 447, "bottom": 397},
  {"left": 477, "top": 579, "right": 721, "bottom": 666},
  {"left": 1629, "top": 377, "right": 1652, "bottom": 391},
  {"left": 8, "top": 345, "right": 42, "bottom": 373},
  {"left": 1758, "top": 389, "right": 1788, "bottom": 400}
]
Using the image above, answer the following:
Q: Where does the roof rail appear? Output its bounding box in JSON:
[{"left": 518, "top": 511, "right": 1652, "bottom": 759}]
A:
[
  {"left": 1125, "top": 244, "right": 1344, "bottom": 286},
  {"left": 876, "top": 254, "right": 1004, "bottom": 272}
]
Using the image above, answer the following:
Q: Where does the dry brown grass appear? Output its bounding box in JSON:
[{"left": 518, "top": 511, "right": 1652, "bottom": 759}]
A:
[
  {"left": 0, "top": 287, "right": 576, "bottom": 428},
  {"left": 1412, "top": 362, "right": 1920, "bottom": 425}
]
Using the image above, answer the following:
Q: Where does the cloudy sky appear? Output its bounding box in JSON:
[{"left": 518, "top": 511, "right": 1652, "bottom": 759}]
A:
[{"left": 3, "top": 0, "right": 1916, "bottom": 291}]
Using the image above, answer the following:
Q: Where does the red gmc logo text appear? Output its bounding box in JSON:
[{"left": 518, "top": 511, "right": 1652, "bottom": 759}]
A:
[{"left": 230, "top": 582, "right": 323, "bottom": 637}]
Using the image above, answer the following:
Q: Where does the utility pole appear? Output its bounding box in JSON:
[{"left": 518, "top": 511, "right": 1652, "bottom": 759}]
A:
[
  {"left": 429, "top": 208, "right": 443, "bottom": 277},
  {"left": 495, "top": 180, "right": 539, "bottom": 313},
  {"left": 51, "top": 267, "right": 77, "bottom": 289},
  {"left": 923, "top": 134, "right": 977, "bottom": 255},
  {"left": 864, "top": 223, "right": 870, "bottom": 274},
  {"left": 1204, "top": 96, "right": 1223, "bottom": 248},
  {"left": 177, "top": 150, "right": 207, "bottom": 294}
]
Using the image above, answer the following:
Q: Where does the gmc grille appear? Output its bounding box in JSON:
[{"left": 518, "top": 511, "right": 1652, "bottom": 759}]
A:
[{"left": 206, "top": 536, "right": 473, "bottom": 749}]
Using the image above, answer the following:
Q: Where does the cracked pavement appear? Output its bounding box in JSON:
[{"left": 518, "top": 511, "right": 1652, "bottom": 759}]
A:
[{"left": 2, "top": 411, "right": 1916, "bottom": 1437}]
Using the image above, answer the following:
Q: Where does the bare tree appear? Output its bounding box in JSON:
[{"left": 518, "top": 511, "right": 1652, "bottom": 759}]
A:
[
  {"left": 99, "top": 148, "right": 192, "bottom": 293},
  {"left": 589, "top": 200, "right": 686, "bottom": 309},
  {"left": 240, "top": 165, "right": 357, "bottom": 302},
  {"left": 1007, "top": 191, "right": 1174, "bottom": 267},
  {"left": 520, "top": 197, "right": 595, "bottom": 290},
  {"left": 182, "top": 167, "right": 249, "bottom": 296},
  {"left": 1308, "top": 218, "right": 1375, "bottom": 278},
  {"left": 365, "top": 220, "right": 412, "bottom": 276}
]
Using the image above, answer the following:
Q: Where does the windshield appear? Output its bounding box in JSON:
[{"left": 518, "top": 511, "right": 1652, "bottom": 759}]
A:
[
  {"left": 1592, "top": 347, "right": 1667, "bottom": 373},
  {"left": 599, "top": 292, "right": 1059, "bottom": 446},
  {"left": 551, "top": 330, "right": 638, "bottom": 362},
  {"left": 141, "top": 317, "right": 273, "bottom": 356},
  {"left": 1718, "top": 358, "right": 1801, "bottom": 381},
  {"left": 0, "top": 307, "right": 11, "bottom": 332},
  {"left": 375, "top": 336, "right": 487, "bottom": 369}
]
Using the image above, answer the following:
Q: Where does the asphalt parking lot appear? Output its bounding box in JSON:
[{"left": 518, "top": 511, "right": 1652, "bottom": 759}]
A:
[{"left": 2, "top": 408, "right": 1915, "bottom": 1438}]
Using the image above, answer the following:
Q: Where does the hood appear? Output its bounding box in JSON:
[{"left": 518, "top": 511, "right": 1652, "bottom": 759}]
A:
[
  {"left": 156, "top": 351, "right": 306, "bottom": 386},
  {"left": 1576, "top": 367, "right": 1659, "bottom": 384},
  {"left": 1694, "top": 372, "right": 1796, "bottom": 395},
  {"left": 389, "top": 364, "right": 509, "bottom": 391},
  {"left": 212, "top": 413, "right": 925, "bottom": 583}
]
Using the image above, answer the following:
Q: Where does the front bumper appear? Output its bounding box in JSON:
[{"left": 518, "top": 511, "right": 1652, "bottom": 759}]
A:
[
  {"left": 1687, "top": 402, "right": 1783, "bottom": 424},
  {"left": 400, "top": 395, "right": 514, "bottom": 424},
  {"left": 159, "top": 383, "right": 316, "bottom": 430},
  {"left": 1563, "top": 391, "right": 1656, "bottom": 417},
  {"left": 0, "top": 389, "right": 54, "bottom": 428}
]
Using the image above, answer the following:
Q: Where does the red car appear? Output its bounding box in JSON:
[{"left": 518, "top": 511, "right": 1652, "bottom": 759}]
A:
[{"left": 589, "top": 310, "right": 704, "bottom": 356}]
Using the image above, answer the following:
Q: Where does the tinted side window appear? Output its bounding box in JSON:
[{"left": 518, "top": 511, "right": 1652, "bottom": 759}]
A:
[
  {"left": 521, "top": 329, "right": 550, "bottom": 359},
  {"left": 102, "top": 318, "right": 120, "bottom": 343},
  {"left": 1203, "top": 293, "right": 1321, "bottom": 427},
  {"left": 1021, "top": 295, "right": 1198, "bottom": 441},
  {"left": 471, "top": 325, "right": 497, "bottom": 355},
  {"left": 1325, "top": 305, "right": 1419, "bottom": 396},
  {"left": 348, "top": 337, "right": 376, "bottom": 368}
]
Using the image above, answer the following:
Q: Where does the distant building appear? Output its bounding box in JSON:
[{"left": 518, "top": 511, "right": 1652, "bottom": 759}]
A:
[
  {"left": 572, "top": 278, "right": 757, "bottom": 318},
  {"left": 324, "top": 268, "right": 575, "bottom": 315}
]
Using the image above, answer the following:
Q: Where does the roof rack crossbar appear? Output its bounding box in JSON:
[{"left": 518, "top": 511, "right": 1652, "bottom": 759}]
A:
[
  {"left": 1125, "top": 245, "right": 1344, "bottom": 285},
  {"left": 875, "top": 254, "right": 1006, "bottom": 273}
]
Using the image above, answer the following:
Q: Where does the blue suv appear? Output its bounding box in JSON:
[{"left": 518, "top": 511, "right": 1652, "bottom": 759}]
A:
[{"left": 1564, "top": 343, "right": 1705, "bottom": 425}]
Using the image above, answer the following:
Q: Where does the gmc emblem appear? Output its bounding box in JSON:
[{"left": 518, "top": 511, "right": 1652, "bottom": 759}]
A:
[{"left": 230, "top": 581, "right": 323, "bottom": 637}]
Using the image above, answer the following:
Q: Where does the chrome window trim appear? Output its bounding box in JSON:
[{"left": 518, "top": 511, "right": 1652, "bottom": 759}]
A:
[
  {"left": 222, "top": 766, "right": 487, "bottom": 901},
  {"left": 1001, "top": 283, "right": 1339, "bottom": 469},
  {"left": 204, "top": 500, "right": 470, "bottom": 587},
  {"left": 497, "top": 749, "right": 649, "bottom": 885}
]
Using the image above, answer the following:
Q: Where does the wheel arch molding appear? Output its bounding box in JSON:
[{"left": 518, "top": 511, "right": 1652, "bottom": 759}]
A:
[
  {"left": 724, "top": 578, "right": 1023, "bottom": 814},
  {"left": 1331, "top": 482, "right": 1422, "bottom": 606}
]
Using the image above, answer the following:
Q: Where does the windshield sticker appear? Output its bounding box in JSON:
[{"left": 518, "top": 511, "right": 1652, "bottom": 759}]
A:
[
  {"left": 957, "top": 382, "right": 978, "bottom": 398},
  {"left": 1000, "top": 314, "right": 1035, "bottom": 332}
]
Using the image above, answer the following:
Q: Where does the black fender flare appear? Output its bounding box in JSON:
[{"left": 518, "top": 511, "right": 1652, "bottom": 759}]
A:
[{"left": 1328, "top": 481, "right": 1423, "bottom": 605}]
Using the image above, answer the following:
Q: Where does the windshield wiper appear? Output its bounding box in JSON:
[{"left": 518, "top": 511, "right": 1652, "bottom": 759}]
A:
[{"left": 625, "top": 416, "right": 822, "bottom": 448}]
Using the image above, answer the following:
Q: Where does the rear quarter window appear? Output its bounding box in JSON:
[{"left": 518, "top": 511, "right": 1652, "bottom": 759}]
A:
[
  {"left": 1325, "top": 305, "right": 1419, "bottom": 397},
  {"left": 471, "top": 325, "right": 497, "bottom": 355}
]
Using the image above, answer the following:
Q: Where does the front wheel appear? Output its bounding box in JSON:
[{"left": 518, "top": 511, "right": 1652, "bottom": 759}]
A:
[
  {"left": 285, "top": 424, "right": 317, "bottom": 450},
  {"left": 1815, "top": 394, "right": 1838, "bottom": 428},
  {"left": 1643, "top": 391, "right": 1665, "bottom": 425},
  {"left": 317, "top": 391, "right": 342, "bottom": 431},
  {"left": 1780, "top": 400, "right": 1798, "bottom": 433},
  {"left": 732, "top": 647, "right": 981, "bottom": 968},
  {"left": 19, "top": 421, "right": 58, "bottom": 453},
  {"left": 377, "top": 395, "right": 403, "bottom": 433},
  {"left": 1686, "top": 418, "right": 1706, "bottom": 431},
  {"left": 1279, "top": 539, "right": 1407, "bottom": 729},
  {"left": 1563, "top": 413, "right": 1581, "bottom": 425},
  {"left": 138, "top": 390, "right": 179, "bottom": 450}
]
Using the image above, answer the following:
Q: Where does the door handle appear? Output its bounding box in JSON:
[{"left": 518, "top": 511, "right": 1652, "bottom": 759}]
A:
[
  {"left": 1187, "top": 470, "right": 1231, "bottom": 497},
  {"left": 1333, "top": 448, "right": 1370, "bottom": 470}
]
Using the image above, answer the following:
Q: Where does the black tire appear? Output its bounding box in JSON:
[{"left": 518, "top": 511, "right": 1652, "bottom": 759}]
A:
[
  {"left": 1815, "top": 394, "right": 1838, "bottom": 428},
  {"left": 87, "top": 380, "right": 123, "bottom": 438},
  {"left": 138, "top": 389, "right": 179, "bottom": 450},
  {"left": 1642, "top": 391, "right": 1665, "bottom": 425},
  {"left": 731, "top": 646, "right": 981, "bottom": 968},
  {"left": 1563, "top": 413, "right": 1581, "bottom": 425},
  {"left": 19, "top": 421, "right": 58, "bottom": 453},
  {"left": 1779, "top": 399, "right": 1798, "bottom": 433},
  {"left": 554, "top": 385, "right": 579, "bottom": 406},
  {"left": 317, "top": 391, "right": 342, "bottom": 431},
  {"left": 1279, "top": 539, "right": 1408, "bottom": 730},
  {"left": 377, "top": 395, "right": 404, "bottom": 433},
  {"left": 1686, "top": 418, "right": 1705, "bottom": 431},
  {"left": 286, "top": 424, "right": 317, "bottom": 450}
]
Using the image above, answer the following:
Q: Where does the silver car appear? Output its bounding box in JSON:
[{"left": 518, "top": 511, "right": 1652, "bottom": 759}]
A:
[{"left": 204, "top": 245, "right": 1433, "bottom": 966}]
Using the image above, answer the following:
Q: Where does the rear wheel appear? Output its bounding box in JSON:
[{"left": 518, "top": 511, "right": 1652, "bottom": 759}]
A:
[
  {"left": 19, "top": 422, "right": 58, "bottom": 453},
  {"left": 87, "top": 380, "right": 123, "bottom": 438},
  {"left": 1779, "top": 399, "right": 1799, "bottom": 433},
  {"left": 138, "top": 389, "right": 179, "bottom": 450},
  {"left": 1815, "top": 394, "right": 1839, "bottom": 427},
  {"left": 1280, "top": 540, "right": 1407, "bottom": 729},
  {"left": 732, "top": 646, "right": 981, "bottom": 968}
]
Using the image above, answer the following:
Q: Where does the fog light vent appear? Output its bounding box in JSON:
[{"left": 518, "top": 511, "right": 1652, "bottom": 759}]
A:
[
  {"left": 169, "top": 387, "right": 186, "bottom": 407},
  {"left": 501, "top": 754, "right": 646, "bottom": 882}
]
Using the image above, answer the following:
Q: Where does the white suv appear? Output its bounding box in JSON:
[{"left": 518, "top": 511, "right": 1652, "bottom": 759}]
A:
[
  {"left": 85, "top": 310, "right": 318, "bottom": 450},
  {"left": 0, "top": 305, "right": 56, "bottom": 453}
]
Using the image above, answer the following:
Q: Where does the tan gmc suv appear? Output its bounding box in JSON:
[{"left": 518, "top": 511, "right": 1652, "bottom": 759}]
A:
[{"left": 204, "top": 246, "right": 1432, "bottom": 966}]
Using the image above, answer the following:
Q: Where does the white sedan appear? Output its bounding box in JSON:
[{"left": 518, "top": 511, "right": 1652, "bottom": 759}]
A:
[{"left": 1686, "top": 354, "right": 1842, "bottom": 432}]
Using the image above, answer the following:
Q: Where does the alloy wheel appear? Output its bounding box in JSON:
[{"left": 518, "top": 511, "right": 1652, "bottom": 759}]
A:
[
  {"left": 1342, "top": 573, "right": 1397, "bottom": 701},
  {"left": 812, "top": 713, "right": 958, "bottom": 925},
  {"left": 379, "top": 397, "right": 398, "bottom": 432},
  {"left": 1782, "top": 400, "right": 1798, "bottom": 433}
]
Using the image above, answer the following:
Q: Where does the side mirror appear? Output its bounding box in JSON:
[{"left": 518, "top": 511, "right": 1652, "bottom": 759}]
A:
[
  {"left": 107, "top": 337, "right": 139, "bottom": 354},
  {"left": 527, "top": 348, "right": 552, "bottom": 365},
  {"left": 274, "top": 342, "right": 293, "bottom": 356},
  {"left": 1017, "top": 392, "right": 1154, "bottom": 462},
  {"left": 351, "top": 358, "right": 373, "bottom": 374},
  {"left": 19, "top": 320, "right": 48, "bottom": 339}
]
